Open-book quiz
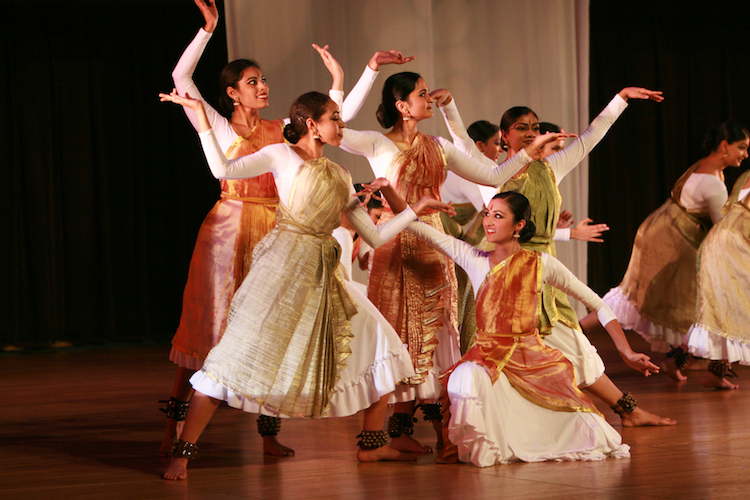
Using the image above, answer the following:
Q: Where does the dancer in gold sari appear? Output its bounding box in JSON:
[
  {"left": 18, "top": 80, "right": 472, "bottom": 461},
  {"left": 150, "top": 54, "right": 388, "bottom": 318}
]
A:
[
  {"left": 600, "top": 123, "right": 749, "bottom": 382},
  {"left": 159, "top": 87, "right": 456, "bottom": 480},
  {"left": 686, "top": 170, "right": 750, "bottom": 389},
  {"left": 161, "top": 1, "right": 415, "bottom": 456}
]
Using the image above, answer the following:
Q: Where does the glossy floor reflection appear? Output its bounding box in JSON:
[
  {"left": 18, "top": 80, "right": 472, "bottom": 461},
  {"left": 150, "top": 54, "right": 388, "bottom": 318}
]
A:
[{"left": 2, "top": 330, "right": 748, "bottom": 499}]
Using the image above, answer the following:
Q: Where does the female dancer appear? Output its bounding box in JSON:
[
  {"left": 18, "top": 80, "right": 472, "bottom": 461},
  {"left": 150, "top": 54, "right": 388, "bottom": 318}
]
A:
[
  {"left": 337, "top": 70, "right": 570, "bottom": 451},
  {"left": 685, "top": 171, "right": 750, "bottom": 389},
  {"left": 439, "top": 89, "right": 675, "bottom": 426},
  {"left": 596, "top": 122, "right": 749, "bottom": 381},
  {"left": 387, "top": 189, "right": 630, "bottom": 467},
  {"left": 161, "top": 0, "right": 412, "bottom": 456},
  {"left": 160, "top": 0, "right": 288, "bottom": 457},
  {"left": 159, "top": 88, "right": 455, "bottom": 480}
]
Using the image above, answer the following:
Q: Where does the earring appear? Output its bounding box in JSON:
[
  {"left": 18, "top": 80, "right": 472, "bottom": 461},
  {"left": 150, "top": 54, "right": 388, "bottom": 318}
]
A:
[
  {"left": 233, "top": 96, "right": 241, "bottom": 107},
  {"left": 313, "top": 130, "right": 320, "bottom": 140},
  {"left": 724, "top": 153, "right": 729, "bottom": 157},
  {"left": 513, "top": 232, "right": 520, "bottom": 239},
  {"left": 402, "top": 113, "right": 412, "bottom": 121}
]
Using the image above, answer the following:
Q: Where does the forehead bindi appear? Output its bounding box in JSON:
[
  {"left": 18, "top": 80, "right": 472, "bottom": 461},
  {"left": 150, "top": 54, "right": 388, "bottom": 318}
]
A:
[
  {"left": 513, "top": 114, "right": 538, "bottom": 126},
  {"left": 487, "top": 199, "right": 510, "bottom": 214}
]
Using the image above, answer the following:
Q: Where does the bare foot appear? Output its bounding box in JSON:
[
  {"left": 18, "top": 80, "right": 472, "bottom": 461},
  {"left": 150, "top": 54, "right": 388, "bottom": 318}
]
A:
[
  {"left": 660, "top": 358, "right": 687, "bottom": 382},
  {"left": 357, "top": 445, "right": 417, "bottom": 462},
  {"left": 620, "top": 407, "right": 676, "bottom": 427},
  {"left": 701, "top": 372, "right": 739, "bottom": 390},
  {"left": 162, "top": 458, "right": 188, "bottom": 480},
  {"left": 263, "top": 435, "right": 295, "bottom": 456},
  {"left": 390, "top": 435, "right": 433, "bottom": 454}
]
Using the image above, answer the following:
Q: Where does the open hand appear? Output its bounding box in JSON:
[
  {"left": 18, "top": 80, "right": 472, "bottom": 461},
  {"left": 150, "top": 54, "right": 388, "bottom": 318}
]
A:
[
  {"left": 194, "top": 0, "right": 219, "bottom": 32},
  {"left": 621, "top": 351, "right": 660, "bottom": 377},
  {"left": 412, "top": 197, "right": 456, "bottom": 217},
  {"left": 528, "top": 132, "right": 577, "bottom": 160},
  {"left": 618, "top": 87, "right": 664, "bottom": 102},
  {"left": 369, "top": 50, "right": 415, "bottom": 71},
  {"left": 312, "top": 43, "right": 344, "bottom": 89},
  {"left": 570, "top": 218, "right": 609, "bottom": 242},
  {"left": 357, "top": 178, "right": 391, "bottom": 197},
  {"left": 159, "top": 89, "right": 204, "bottom": 112}
]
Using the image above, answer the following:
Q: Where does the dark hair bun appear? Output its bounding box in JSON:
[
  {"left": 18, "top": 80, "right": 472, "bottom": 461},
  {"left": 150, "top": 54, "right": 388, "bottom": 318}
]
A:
[
  {"left": 283, "top": 122, "right": 303, "bottom": 144},
  {"left": 518, "top": 220, "right": 536, "bottom": 243},
  {"left": 377, "top": 72, "right": 421, "bottom": 129},
  {"left": 376, "top": 103, "right": 393, "bottom": 129},
  {"left": 284, "top": 92, "right": 331, "bottom": 144}
]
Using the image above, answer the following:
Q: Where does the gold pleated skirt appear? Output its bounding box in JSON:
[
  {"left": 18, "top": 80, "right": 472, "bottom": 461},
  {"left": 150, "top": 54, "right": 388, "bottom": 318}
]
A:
[{"left": 200, "top": 223, "right": 355, "bottom": 418}]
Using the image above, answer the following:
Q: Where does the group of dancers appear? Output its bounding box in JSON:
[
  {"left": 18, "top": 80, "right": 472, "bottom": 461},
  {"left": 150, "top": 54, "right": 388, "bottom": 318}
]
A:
[{"left": 157, "top": 1, "right": 748, "bottom": 480}]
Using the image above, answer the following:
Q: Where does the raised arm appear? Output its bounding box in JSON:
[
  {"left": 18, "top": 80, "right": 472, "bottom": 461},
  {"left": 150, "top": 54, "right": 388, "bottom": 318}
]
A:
[
  {"left": 312, "top": 43, "right": 344, "bottom": 93},
  {"left": 172, "top": 0, "right": 232, "bottom": 137},
  {"left": 338, "top": 50, "right": 415, "bottom": 123},
  {"left": 546, "top": 87, "right": 662, "bottom": 182},
  {"left": 438, "top": 97, "right": 484, "bottom": 160},
  {"left": 541, "top": 253, "right": 659, "bottom": 376}
]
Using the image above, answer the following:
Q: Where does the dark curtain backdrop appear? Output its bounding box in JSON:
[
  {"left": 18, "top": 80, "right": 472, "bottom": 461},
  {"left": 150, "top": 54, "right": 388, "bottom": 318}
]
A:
[
  {"left": 2, "top": 1, "right": 228, "bottom": 346},
  {"left": 588, "top": 0, "right": 750, "bottom": 294},
  {"left": 5, "top": 1, "right": 750, "bottom": 347}
]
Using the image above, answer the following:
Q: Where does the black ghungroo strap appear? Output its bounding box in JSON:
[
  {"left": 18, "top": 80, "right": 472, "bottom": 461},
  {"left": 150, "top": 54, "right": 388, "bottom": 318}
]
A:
[
  {"left": 611, "top": 392, "right": 637, "bottom": 415},
  {"left": 416, "top": 403, "right": 443, "bottom": 422},
  {"left": 257, "top": 415, "right": 282, "bottom": 436},
  {"left": 159, "top": 397, "right": 190, "bottom": 421},
  {"left": 388, "top": 412, "right": 416, "bottom": 437},
  {"left": 708, "top": 360, "right": 737, "bottom": 379},
  {"left": 171, "top": 439, "right": 201, "bottom": 460},
  {"left": 356, "top": 430, "right": 388, "bottom": 450},
  {"left": 666, "top": 346, "right": 690, "bottom": 371}
]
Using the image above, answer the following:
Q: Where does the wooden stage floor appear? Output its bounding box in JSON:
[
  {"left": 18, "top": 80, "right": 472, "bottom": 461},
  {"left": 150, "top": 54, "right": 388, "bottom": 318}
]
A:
[{"left": 2, "top": 330, "right": 749, "bottom": 500}]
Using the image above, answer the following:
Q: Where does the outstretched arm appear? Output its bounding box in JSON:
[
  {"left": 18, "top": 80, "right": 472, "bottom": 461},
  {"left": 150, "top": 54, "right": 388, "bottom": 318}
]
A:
[
  {"left": 442, "top": 132, "right": 574, "bottom": 187},
  {"left": 357, "top": 178, "right": 456, "bottom": 218},
  {"left": 348, "top": 177, "right": 454, "bottom": 248},
  {"left": 160, "top": 89, "right": 279, "bottom": 179},
  {"left": 547, "top": 87, "right": 663, "bottom": 182},
  {"left": 541, "top": 253, "right": 659, "bottom": 376}
]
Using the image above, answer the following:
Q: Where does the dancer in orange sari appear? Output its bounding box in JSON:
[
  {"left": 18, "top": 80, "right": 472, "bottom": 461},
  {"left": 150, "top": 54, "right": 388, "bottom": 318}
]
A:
[
  {"left": 378, "top": 188, "right": 631, "bottom": 466},
  {"left": 337, "top": 69, "right": 568, "bottom": 451}
]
